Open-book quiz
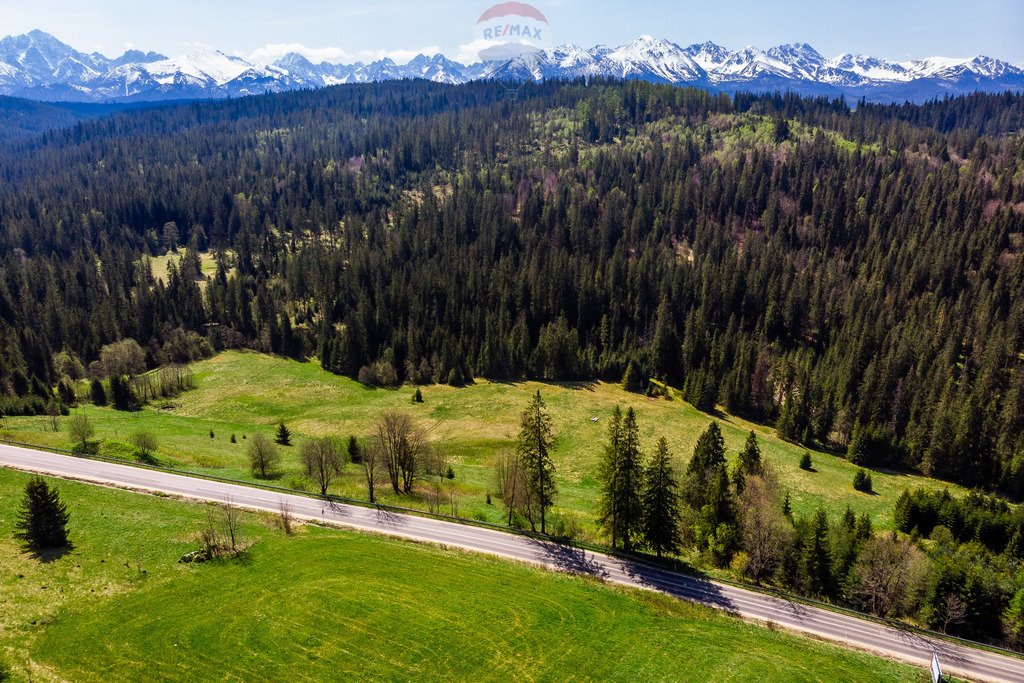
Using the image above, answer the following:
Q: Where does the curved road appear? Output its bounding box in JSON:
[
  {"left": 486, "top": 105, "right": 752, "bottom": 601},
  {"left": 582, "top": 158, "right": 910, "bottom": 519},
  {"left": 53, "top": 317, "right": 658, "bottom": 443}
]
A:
[{"left": 2, "top": 442, "right": 1023, "bottom": 682}]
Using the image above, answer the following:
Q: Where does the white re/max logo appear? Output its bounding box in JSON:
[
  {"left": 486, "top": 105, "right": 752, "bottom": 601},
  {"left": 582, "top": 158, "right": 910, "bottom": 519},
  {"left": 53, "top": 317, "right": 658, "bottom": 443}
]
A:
[{"left": 483, "top": 24, "right": 543, "bottom": 40}]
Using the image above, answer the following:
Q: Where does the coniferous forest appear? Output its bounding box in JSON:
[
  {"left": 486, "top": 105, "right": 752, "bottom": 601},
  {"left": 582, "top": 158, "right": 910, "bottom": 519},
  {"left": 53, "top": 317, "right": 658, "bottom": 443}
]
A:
[{"left": 0, "top": 80, "right": 1022, "bottom": 498}]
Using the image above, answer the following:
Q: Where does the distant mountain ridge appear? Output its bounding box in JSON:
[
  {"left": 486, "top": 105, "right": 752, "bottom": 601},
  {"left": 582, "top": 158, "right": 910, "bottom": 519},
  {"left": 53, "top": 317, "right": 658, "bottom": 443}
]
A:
[{"left": 1, "top": 30, "right": 1022, "bottom": 103}]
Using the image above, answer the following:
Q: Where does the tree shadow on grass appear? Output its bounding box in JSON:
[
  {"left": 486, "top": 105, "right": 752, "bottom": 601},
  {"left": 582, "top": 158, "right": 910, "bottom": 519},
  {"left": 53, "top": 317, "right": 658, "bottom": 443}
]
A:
[
  {"left": 21, "top": 542, "right": 75, "bottom": 564},
  {"left": 489, "top": 379, "right": 600, "bottom": 393}
]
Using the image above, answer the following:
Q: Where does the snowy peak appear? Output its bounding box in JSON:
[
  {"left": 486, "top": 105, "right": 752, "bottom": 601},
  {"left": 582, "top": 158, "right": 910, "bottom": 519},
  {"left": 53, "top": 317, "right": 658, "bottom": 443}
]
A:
[
  {"left": 765, "top": 43, "right": 826, "bottom": 79},
  {"left": 824, "top": 54, "right": 909, "bottom": 82},
  {"left": 145, "top": 50, "right": 256, "bottom": 86},
  {"left": 683, "top": 42, "right": 732, "bottom": 71},
  {"left": 0, "top": 30, "right": 1021, "bottom": 103},
  {"left": 605, "top": 35, "right": 705, "bottom": 83}
]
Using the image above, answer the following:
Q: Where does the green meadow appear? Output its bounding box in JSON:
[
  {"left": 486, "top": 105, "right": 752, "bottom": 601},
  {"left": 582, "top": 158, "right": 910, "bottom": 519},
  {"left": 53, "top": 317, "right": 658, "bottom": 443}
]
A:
[
  {"left": 0, "top": 468, "right": 928, "bottom": 681},
  {"left": 1, "top": 351, "right": 964, "bottom": 541}
]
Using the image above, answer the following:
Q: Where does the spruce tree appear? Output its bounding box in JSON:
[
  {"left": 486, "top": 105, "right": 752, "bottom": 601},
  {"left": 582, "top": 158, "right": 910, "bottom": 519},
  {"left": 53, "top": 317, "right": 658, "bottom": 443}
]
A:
[
  {"left": 15, "top": 477, "right": 70, "bottom": 550},
  {"left": 90, "top": 379, "right": 107, "bottom": 406},
  {"left": 738, "top": 430, "right": 762, "bottom": 475},
  {"left": 275, "top": 422, "right": 292, "bottom": 446},
  {"left": 598, "top": 407, "right": 645, "bottom": 550},
  {"left": 598, "top": 406, "right": 624, "bottom": 547},
  {"left": 642, "top": 437, "right": 682, "bottom": 557},
  {"left": 109, "top": 376, "right": 137, "bottom": 411},
  {"left": 685, "top": 422, "right": 726, "bottom": 510},
  {"left": 516, "top": 390, "right": 556, "bottom": 534},
  {"left": 801, "top": 509, "right": 834, "bottom": 598}
]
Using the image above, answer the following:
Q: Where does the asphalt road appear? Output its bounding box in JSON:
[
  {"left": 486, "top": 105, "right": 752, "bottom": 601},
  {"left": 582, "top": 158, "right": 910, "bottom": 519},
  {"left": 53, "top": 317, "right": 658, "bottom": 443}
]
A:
[{"left": 2, "top": 442, "right": 1023, "bottom": 682}]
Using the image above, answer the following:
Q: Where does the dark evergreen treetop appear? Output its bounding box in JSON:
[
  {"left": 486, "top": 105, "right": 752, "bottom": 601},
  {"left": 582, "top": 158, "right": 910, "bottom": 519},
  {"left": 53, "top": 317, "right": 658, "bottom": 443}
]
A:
[{"left": 0, "top": 80, "right": 1020, "bottom": 493}]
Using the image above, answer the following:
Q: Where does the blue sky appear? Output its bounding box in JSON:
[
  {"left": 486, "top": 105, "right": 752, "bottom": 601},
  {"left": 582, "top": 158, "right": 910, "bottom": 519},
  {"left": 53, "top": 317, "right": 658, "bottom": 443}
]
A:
[{"left": 2, "top": 0, "right": 1022, "bottom": 65}]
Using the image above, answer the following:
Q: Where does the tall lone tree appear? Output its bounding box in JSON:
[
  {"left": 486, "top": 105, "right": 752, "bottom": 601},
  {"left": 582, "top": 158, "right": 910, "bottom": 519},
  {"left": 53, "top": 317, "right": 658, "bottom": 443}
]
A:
[
  {"left": 275, "top": 423, "right": 292, "bottom": 446},
  {"left": 15, "top": 477, "right": 70, "bottom": 550},
  {"left": 642, "top": 437, "right": 682, "bottom": 557},
  {"left": 517, "top": 390, "right": 556, "bottom": 534},
  {"left": 248, "top": 433, "right": 281, "bottom": 479},
  {"left": 598, "top": 406, "right": 645, "bottom": 550}
]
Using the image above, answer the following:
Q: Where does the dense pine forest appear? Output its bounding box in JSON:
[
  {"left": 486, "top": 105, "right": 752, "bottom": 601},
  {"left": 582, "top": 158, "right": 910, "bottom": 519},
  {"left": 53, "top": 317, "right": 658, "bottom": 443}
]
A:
[{"left": 0, "top": 80, "right": 1022, "bottom": 496}]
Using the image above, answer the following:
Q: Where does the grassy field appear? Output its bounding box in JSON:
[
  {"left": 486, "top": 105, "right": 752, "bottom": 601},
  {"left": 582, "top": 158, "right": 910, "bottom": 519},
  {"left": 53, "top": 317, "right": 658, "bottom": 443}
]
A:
[
  {"left": 0, "top": 468, "right": 929, "bottom": 681},
  {"left": 0, "top": 352, "right": 965, "bottom": 541},
  {"left": 145, "top": 249, "right": 225, "bottom": 290}
]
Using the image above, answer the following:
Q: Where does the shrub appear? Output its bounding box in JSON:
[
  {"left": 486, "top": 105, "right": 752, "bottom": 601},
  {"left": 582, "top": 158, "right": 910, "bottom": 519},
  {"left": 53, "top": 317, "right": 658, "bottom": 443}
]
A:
[
  {"left": 66, "top": 413, "right": 95, "bottom": 452},
  {"left": 799, "top": 452, "right": 813, "bottom": 471},
  {"left": 853, "top": 469, "right": 873, "bottom": 493},
  {"left": 413, "top": 388, "right": 424, "bottom": 403},
  {"left": 130, "top": 430, "right": 159, "bottom": 462}
]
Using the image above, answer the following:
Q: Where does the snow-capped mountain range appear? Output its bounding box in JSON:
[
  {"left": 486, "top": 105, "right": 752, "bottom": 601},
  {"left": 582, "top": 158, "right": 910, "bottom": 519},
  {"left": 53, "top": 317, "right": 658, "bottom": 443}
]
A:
[{"left": 1, "top": 30, "right": 1022, "bottom": 104}]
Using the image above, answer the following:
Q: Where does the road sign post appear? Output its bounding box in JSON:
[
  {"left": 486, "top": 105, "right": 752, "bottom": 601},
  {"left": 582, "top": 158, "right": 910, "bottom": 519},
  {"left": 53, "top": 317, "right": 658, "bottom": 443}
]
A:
[{"left": 931, "top": 653, "right": 942, "bottom": 683}]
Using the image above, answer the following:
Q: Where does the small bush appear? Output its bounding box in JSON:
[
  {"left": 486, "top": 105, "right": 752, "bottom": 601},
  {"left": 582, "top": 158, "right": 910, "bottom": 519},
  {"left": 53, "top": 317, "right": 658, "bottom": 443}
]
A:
[
  {"left": 853, "top": 469, "right": 873, "bottom": 493},
  {"left": 799, "top": 452, "right": 813, "bottom": 471},
  {"left": 413, "top": 388, "right": 424, "bottom": 403},
  {"left": 446, "top": 465, "right": 455, "bottom": 480}
]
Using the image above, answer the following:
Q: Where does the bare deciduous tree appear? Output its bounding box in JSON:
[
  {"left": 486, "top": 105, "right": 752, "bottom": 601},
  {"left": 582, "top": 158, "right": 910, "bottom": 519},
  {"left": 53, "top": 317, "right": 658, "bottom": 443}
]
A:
[
  {"left": 360, "top": 442, "right": 384, "bottom": 503},
  {"left": 737, "top": 469, "right": 793, "bottom": 584},
  {"left": 248, "top": 433, "right": 281, "bottom": 479},
  {"left": 222, "top": 500, "right": 242, "bottom": 553},
  {"left": 852, "top": 533, "right": 928, "bottom": 617},
  {"left": 425, "top": 444, "right": 449, "bottom": 515},
  {"left": 494, "top": 449, "right": 530, "bottom": 527},
  {"left": 278, "top": 499, "right": 295, "bottom": 535},
  {"left": 939, "top": 593, "right": 969, "bottom": 633},
  {"left": 46, "top": 401, "right": 61, "bottom": 432},
  {"left": 373, "top": 410, "right": 426, "bottom": 494},
  {"left": 301, "top": 437, "right": 343, "bottom": 496}
]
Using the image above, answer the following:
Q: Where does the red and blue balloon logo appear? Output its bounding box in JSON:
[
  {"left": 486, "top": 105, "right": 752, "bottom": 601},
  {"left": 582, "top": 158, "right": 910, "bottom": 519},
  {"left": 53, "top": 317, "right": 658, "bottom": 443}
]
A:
[{"left": 474, "top": 2, "right": 552, "bottom": 61}]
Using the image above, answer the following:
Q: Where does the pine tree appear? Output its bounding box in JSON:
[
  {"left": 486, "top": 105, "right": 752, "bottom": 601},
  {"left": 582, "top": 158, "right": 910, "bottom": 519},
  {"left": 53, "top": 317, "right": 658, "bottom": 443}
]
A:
[
  {"left": 642, "top": 437, "right": 682, "bottom": 557},
  {"left": 517, "top": 390, "right": 556, "bottom": 534},
  {"left": 89, "top": 379, "right": 107, "bottom": 406},
  {"left": 275, "top": 422, "right": 292, "bottom": 446},
  {"left": 15, "top": 477, "right": 70, "bottom": 550},
  {"left": 650, "top": 298, "right": 681, "bottom": 386},
  {"left": 739, "top": 430, "right": 762, "bottom": 475},
  {"left": 109, "top": 376, "right": 137, "bottom": 411},
  {"left": 800, "top": 451, "right": 813, "bottom": 471},
  {"left": 598, "top": 406, "right": 645, "bottom": 550},
  {"left": 684, "top": 422, "right": 727, "bottom": 510},
  {"left": 598, "top": 406, "right": 624, "bottom": 547},
  {"left": 801, "top": 509, "right": 834, "bottom": 598}
]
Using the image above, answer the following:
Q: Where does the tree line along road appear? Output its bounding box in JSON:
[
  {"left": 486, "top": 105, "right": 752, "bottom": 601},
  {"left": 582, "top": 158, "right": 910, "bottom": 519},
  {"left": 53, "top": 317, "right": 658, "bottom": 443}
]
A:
[{"left": 1, "top": 442, "right": 1023, "bottom": 683}]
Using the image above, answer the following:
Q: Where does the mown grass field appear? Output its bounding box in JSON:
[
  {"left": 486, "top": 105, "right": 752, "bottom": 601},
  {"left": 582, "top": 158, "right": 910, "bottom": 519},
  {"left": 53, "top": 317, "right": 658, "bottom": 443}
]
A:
[
  {"left": 0, "top": 351, "right": 965, "bottom": 541},
  {"left": 0, "top": 468, "right": 929, "bottom": 681}
]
